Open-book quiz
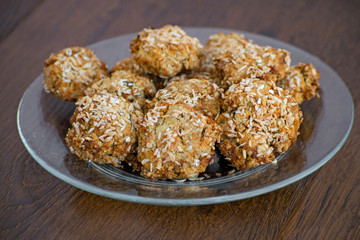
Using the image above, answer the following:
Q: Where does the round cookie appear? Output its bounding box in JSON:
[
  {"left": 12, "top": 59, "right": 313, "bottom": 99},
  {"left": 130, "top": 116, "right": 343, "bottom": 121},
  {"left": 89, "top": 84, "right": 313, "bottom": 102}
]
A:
[
  {"left": 217, "top": 78, "right": 303, "bottom": 170},
  {"left": 44, "top": 46, "right": 108, "bottom": 101},
  {"left": 65, "top": 92, "right": 141, "bottom": 166},
  {"left": 275, "top": 63, "right": 320, "bottom": 104},
  {"left": 130, "top": 25, "right": 203, "bottom": 77},
  {"left": 110, "top": 56, "right": 147, "bottom": 76},
  {"left": 214, "top": 39, "right": 290, "bottom": 90},
  {"left": 199, "top": 32, "right": 248, "bottom": 87},
  {"left": 146, "top": 78, "right": 222, "bottom": 119},
  {"left": 86, "top": 70, "right": 156, "bottom": 110},
  {"left": 137, "top": 103, "right": 222, "bottom": 180}
]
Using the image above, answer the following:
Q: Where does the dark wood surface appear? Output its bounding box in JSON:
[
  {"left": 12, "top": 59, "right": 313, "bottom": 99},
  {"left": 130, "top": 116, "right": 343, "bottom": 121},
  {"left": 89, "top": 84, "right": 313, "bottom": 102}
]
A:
[{"left": 1, "top": 0, "right": 359, "bottom": 239}]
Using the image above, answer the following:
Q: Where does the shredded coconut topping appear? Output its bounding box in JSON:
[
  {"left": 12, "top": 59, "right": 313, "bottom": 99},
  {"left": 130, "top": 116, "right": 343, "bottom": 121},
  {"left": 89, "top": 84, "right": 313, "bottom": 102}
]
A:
[
  {"left": 43, "top": 46, "right": 108, "bottom": 101},
  {"left": 65, "top": 92, "right": 139, "bottom": 166},
  {"left": 217, "top": 78, "right": 303, "bottom": 170}
]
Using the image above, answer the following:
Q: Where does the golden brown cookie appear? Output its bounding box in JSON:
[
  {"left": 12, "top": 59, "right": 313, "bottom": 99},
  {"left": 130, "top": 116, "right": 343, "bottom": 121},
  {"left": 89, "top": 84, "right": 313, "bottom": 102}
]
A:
[
  {"left": 43, "top": 46, "right": 108, "bottom": 101},
  {"left": 275, "top": 63, "right": 320, "bottom": 104},
  {"left": 199, "top": 32, "right": 248, "bottom": 87},
  {"left": 130, "top": 25, "right": 203, "bottom": 77},
  {"left": 214, "top": 37, "right": 290, "bottom": 89},
  {"left": 109, "top": 56, "right": 147, "bottom": 76},
  {"left": 65, "top": 92, "right": 142, "bottom": 166},
  {"left": 146, "top": 78, "right": 222, "bottom": 119},
  {"left": 217, "top": 78, "right": 303, "bottom": 170},
  {"left": 137, "top": 103, "right": 222, "bottom": 180},
  {"left": 86, "top": 70, "right": 156, "bottom": 110}
]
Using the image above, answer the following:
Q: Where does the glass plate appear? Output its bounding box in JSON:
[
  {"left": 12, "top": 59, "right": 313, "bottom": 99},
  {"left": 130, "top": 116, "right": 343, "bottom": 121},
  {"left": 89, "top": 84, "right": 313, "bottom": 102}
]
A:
[{"left": 17, "top": 27, "right": 354, "bottom": 206}]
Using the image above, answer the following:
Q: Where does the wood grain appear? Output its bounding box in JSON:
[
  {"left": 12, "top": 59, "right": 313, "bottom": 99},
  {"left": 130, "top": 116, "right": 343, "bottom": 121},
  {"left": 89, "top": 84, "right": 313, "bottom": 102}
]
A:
[
  {"left": 0, "top": 0, "right": 43, "bottom": 41},
  {"left": 1, "top": 0, "right": 359, "bottom": 239}
]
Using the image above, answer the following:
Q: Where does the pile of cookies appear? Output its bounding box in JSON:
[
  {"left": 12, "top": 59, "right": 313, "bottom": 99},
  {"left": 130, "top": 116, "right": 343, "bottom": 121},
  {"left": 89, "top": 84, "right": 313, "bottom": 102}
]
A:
[{"left": 43, "top": 25, "right": 320, "bottom": 181}]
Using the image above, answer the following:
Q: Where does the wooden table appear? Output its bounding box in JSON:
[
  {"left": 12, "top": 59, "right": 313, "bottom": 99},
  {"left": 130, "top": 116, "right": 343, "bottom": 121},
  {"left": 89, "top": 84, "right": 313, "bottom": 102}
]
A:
[{"left": 1, "top": 0, "right": 359, "bottom": 239}]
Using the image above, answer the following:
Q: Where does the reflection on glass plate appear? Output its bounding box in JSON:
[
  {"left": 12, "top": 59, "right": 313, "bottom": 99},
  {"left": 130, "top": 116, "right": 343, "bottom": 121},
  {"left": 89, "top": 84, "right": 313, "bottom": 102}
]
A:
[{"left": 17, "top": 27, "right": 354, "bottom": 205}]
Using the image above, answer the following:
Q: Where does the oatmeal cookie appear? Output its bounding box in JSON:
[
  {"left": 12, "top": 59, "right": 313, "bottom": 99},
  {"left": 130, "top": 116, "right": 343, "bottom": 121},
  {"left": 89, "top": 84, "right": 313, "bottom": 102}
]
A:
[
  {"left": 65, "top": 92, "right": 142, "bottom": 166},
  {"left": 187, "top": 71, "right": 222, "bottom": 87},
  {"left": 214, "top": 39, "right": 291, "bottom": 89},
  {"left": 137, "top": 103, "right": 222, "bottom": 180},
  {"left": 86, "top": 70, "right": 156, "bottom": 110},
  {"left": 130, "top": 25, "right": 203, "bottom": 77},
  {"left": 275, "top": 63, "right": 320, "bottom": 104},
  {"left": 199, "top": 32, "right": 248, "bottom": 86},
  {"left": 146, "top": 78, "right": 222, "bottom": 119},
  {"left": 110, "top": 56, "right": 167, "bottom": 91},
  {"left": 43, "top": 46, "right": 108, "bottom": 101},
  {"left": 217, "top": 78, "right": 303, "bottom": 170},
  {"left": 110, "top": 56, "right": 147, "bottom": 76}
]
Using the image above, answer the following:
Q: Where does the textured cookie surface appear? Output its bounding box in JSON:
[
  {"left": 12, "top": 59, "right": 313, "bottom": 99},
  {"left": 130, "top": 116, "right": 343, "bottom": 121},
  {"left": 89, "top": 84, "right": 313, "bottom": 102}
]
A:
[
  {"left": 217, "top": 78, "right": 303, "bottom": 170},
  {"left": 86, "top": 70, "right": 156, "bottom": 110},
  {"left": 130, "top": 25, "right": 203, "bottom": 77},
  {"left": 44, "top": 46, "right": 108, "bottom": 101},
  {"left": 146, "top": 78, "right": 222, "bottom": 119},
  {"left": 138, "top": 103, "right": 222, "bottom": 180},
  {"left": 65, "top": 92, "right": 141, "bottom": 166}
]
